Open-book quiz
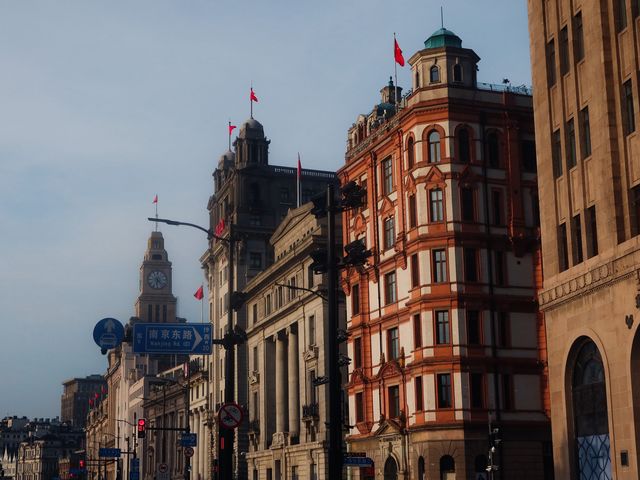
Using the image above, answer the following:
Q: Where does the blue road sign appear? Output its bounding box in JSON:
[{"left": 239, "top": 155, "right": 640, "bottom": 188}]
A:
[
  {"left": 98, "top": 448, "right": 121, "bottom": 458},
  {"left": 343, "top": 456, "right": 374, "bottom": 467},
  {"left": 132, "top": 323, "right": 212, "bottom": 355},
  {"left": 93, "top": 318, "right": 125, "bottom": 350},
  {"left": 180, "top": 433, "right": 197, "bottom": 447},
  {"left": 130, "top": 458, "right": 140, "bottom": 472}
]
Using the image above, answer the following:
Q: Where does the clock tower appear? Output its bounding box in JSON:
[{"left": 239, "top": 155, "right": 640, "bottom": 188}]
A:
[{"left": 134, "top": 231, "right": 177, "bottom": 323}]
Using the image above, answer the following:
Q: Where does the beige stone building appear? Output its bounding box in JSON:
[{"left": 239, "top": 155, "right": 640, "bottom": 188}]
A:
[{"left": 528, "top": 1, "right": 640, "bottom": 478}]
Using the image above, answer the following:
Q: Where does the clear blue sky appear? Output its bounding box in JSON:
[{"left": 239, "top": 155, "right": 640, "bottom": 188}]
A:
[{"left": 0, "top": 1, "right": 531, "bottom": 418}]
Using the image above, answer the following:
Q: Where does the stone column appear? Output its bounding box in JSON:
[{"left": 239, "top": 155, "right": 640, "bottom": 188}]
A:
[
  {"left": 275, "top": 331, "right": 288, "bottom": 433},
  {"left": 287, "top": 324, "right": 300, "bottom": 438}
]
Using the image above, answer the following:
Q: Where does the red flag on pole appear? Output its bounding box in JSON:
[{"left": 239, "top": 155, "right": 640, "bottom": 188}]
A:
[
  {"left": 229, "top": 124, "right": 237, "bottom": 135},
  {"left": 394, "top": 38, "right": 405, "bottom": 66},
  {"left": 152, "top": 194, "right": 158, "bottom": 204},
  {"left": 250, "top": 88, "right": 258, "bottom": 102},
  {"left": 194, "top": 285, "right": 204, "bottom": 300}
]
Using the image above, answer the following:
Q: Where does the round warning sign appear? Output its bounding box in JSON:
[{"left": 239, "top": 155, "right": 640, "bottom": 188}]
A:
[
  {"left": 158, "top": 463, "right": 169, "bottom": 474},
  {"left": 218, "top": 402, "right": 244, "bottom": 429},
  {"left": 184, "top": 447, "right": 194, "bottom": 458}
]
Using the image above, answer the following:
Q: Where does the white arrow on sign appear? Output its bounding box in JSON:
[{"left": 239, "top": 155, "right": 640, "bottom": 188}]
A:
[
  {"left": 105, "top": 319, "right": 115, "bottom": 333},
  {"left": 191, "top": 327, "right": 202, "bottom": 351}
]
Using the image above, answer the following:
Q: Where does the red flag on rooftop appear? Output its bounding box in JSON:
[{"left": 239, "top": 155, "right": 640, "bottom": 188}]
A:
[
  {"left": 229, "top": 124, "right": 237, "bottom": 135},
  {"left": 152, "top": 194, "right": 158, "bottom": 204},
  {"left": 194, "top": 285, "right": 204, "bottom": 300},
  {"left": 250, "top": 88, "right": 258, "bottom": 102},
  {"left": 394, "top": 38, "right": 405, "bottom": 67}
]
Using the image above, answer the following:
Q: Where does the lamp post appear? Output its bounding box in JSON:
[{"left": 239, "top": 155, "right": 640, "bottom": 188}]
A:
[{"left": 148, "top": 218, "right": 243, "bottom": 480}]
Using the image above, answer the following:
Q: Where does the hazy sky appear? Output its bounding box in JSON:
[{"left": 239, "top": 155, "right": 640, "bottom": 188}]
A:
[{"left": 0, "top": 1, "right": 531, "bottom": 419}]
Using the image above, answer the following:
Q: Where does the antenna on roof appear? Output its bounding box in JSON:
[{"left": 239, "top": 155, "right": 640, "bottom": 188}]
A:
[{"left": 441, "top": 6, "right": 444, "bottom": 28}]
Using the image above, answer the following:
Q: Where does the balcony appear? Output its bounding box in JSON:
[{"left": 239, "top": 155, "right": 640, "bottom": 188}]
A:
[{"left": 302, "top": 402, "right": 319, "bottom": 421}]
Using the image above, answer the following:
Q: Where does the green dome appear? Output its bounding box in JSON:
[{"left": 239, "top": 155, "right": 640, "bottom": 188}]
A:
[{"left": 424, "top": 28, "right": 462, "bottom": 49}]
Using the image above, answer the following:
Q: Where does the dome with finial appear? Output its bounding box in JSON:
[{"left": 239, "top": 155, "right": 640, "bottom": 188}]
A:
[
  {"left": 238, "top": 117, "right": 265, "bottom": 139},
  {"left": 218, "top": 150, "right": 235, "bottom": 169},
  {"left": 424, "top": 28, "right": 462, "bottom": 49}
]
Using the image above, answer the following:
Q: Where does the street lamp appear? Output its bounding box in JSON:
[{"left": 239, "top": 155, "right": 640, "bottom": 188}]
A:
[{"left": 148, "top": 217, "right": 245, "bottom": 480}]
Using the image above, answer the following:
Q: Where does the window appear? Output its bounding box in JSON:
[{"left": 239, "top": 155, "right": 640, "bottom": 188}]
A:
[
  {"left": 471, "top": 373, "right": 484, "bottom": 408},
  {"left": 461, "top": 187, "right": 474, "bottom": 221},
  {"left": 413, "top": 314, "right": 423, "bottom": 349},
  {"left": 586, "top": 205, "right": 599, "bottom": 257},
  {"left": 353, "top": 337, "right": 362, "bottom": 369},
  {"left": 428, "top": 131, "right": 441, "bottom": 163},
  {"left": 351, "top": 284, "right": 360, "bottom": 315},
  {"left": 453, "top": 63, "right": 463, "bottom": 82},
  {"left": 464, "top": 248, "right": 478, "bottom": 282},
  {"left": 384, "top": 271, "right": 397, "bottom": 304},
  {"left": 494, "top": 250, "right": 505, "bottom": 286},
  {"left": 624, "top": 79, "right": 636, "bottom": 135},
  {"left": 308, "top": 314, "right": 316, "bottom": 346},
  {"left": 279, "top": 187, "right": 290, "bottom": 202},
  {"left": 457, "top": 128, "right": 470, "bottom": 163},
  {"left": 308, "top": 370, "right": 316, "bottom": 404},
  {"left": 487, "top": 132, "right": 500, "bottom": 167},
  {"left": 388, "top": 385, "right": 400, "bottom": 418},
  {"left": 355, "top": 392, "right": 364, "bottom": 422},
  {"left": 566, "top": 118, "right": 576, "bottom": 169},
  {"left": 502, "top": 374, "right": 514, "bottom": 410},
  {"left": 408, "top": 194, "right": 417, "bottom": 228},
  {"left": 265, "top": 294, "right": 272, "bottom": 315},
  {"left": 437, "top": 373, "right": 452, "bottom": 408},
  {"left": 415, "top": 376, "right": 424, "bottom": 411},
  {"left": 436, "top": 310, "right": 450, "bottom": 345},
  {"left": 492, "top": 190, "right": 503, "bottom": 225},
  {"left": 307, "top": 265, "right": 315, "bottom": 288},
  {"left": 498, "top": 312, "right": 510, "bottom": 347},
  {"left": 249, "top": 252, "right": 262, "bottom": 269},
  {"left": 411, "top": 254, "right": 420, "bottom": 288},
  {"left": 252, "top": 303, "right": 258, "bottom": 325},
  {"left": 572, "top": 214, "right": 584, "bottom": 265},
  {"left": 387, "top": 327, "right": 400, "bottom": 360},
  {"left": 574, "top": 12, "right": 584, "bottom": 62},
  {"left": 384, "top": 217, "right": 395, "bottom": 249},
  {"left": 253, "top": 345, "right": 259, "bottom": 371},
  {"left": 467, "top": 310, "right": 481, "bottom": 345},
  {"left": 560, "top": 26, "right": 569, "bottom": 75},
  {"left": 430, "top": 65, "right": 440, "bottom": 83},
  {"left": 617, "top": 0, "right": 628, "bottom": 31},
  {"left": 407, "top": 137, "right": 415, "bottom": 168},
  {"left": 522, "top": 139, "right": 537, "bottom": 173},
  {"left": 430, "top": 188, "right": 444, "bottom": 222},
  {"left": 552, "top": 129, "right": 563, "bottom": 178},
  {"left": 432, "top": 249, "right": 447, "bottom": 283},
  {"left": 580, "top": 107, "right": 592, "bottom": 158},
  {"left": 546, "top": 39, "right": 556, "bottom": 87},
  {"left": 558, "top": 223, "right": 569, "bottom": 272},
  {"left": 382, "top": 157, "right": 393, "bottom": 194}
]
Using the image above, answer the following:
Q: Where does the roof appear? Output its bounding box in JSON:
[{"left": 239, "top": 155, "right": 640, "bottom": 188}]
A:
[
  {"left": 238, "top": 117, "right": 265, "bottom": 139},
  {"left": 424, "top": 27, "right": 462, "bottom": 49}
]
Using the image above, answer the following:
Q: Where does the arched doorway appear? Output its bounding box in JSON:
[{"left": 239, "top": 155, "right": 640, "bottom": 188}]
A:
[
  {"left": 439, "top": 455, "right": 455, "bottom": 480},
  {"left": 571, "top": 338, "right": 611, "bottom": 479},
  {"left": 384, "top": 456, "right": 398, "bottom": 480},
  {"left": 417, "top": 456, "right": 425, "bottom": 480}
]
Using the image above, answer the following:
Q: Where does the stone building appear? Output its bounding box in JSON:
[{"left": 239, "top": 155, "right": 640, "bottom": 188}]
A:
[
  {"left": 528, "top": 1, "right": 640, "bottom": 478},
  {"left": 339, "top": 27, "right": 552, "bottom": 479},
  {"left": 200, "top": 117, "right": 336, "bottom": 479},
  {"left": 61, "top": 376, "right": 107, "bottom": 429}
]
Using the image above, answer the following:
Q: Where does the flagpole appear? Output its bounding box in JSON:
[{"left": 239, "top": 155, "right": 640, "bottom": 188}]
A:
[
  {"left": 394, "top": 33, "right": 399, "bottom": 109},
  {"left": 250, "top": 82, "right": 253, "bottom": 119},
  {"left": 155, "top": 196, "right": 158, "bottom": 231},
  {"left": 228, "top": 120, "right": 231, "bottom": 151},
  {"left": 200, "top": 286, "right": 204, "bottom": 323}
]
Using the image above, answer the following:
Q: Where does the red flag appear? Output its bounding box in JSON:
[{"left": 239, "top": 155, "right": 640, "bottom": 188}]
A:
[
  {"left": 214, "top": 218, "right": 225, "bottom": 236},
  {"left": 250, "top": 88, "right": 258, "bottom": 102},
  {"left": 152, "top": 194, "right": 158, "bottom": 204},
  {"left": 394, "top": 38, "right": 405, "bottom": 67},
  {"left": 194, "top": 285, "right": 204, "bottom": 300},
  {"left": 229, "top": 124, "right": 237, "bottom": 135}
]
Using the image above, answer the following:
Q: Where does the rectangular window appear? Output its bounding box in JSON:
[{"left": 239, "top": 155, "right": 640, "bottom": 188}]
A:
[
  {"left": 494, "top": 250, "right": 505, "bottom": 286},
  {"left": 574, "top": 12, "right": 584, "bottom": 62},
  {"left": 265, "top": 294, "right": 272, "bottom": 315},
  {"left": 351, "top": 284, "right": 360, "bottom": 315},
  {"left": 388, "top": 385, "right": 400, "bottom": 418},
  {"left": 471, "top": 373, "right": 484, "bottom": 408},
  {"left": 617, "top": 0, "right": 628, "bottom": 31},
  {"left": 382, "top": 157, "right": 393, "bottom": 195},
  {"left": 436, "top": 310, "right": 450, "bottom": 345},
  {"left": 492, "top": 190, "right": 503, "bottom": 225},
  {"left": 546, "top": 39, "right": 556, "bottom": 87},
  {"left": 467, "top": 310, "right": 481, "bottom": 345},
  {"left": 308, "top": 370, "right": 316, "bottom": 404},
  {"left": 437, "top": 373, "right": 452, "bottom": 408},
  {"left": 461, "top": 187, "right": 475, "bottom": 221},
  {"left": 552, "top": 129, "right": 563, "bottom": 178},
  {"left": 432, "top": 249, "right": 447, "bottom": 283},
  {"left": 387, "top": 327, "right": 400, "bottom": 360},
  {"left": 253, "top": 345, "right": 259, "bottom": 371},
  {"left": 415, "top": 376, "right": 424, "bottom": 411},
  {"left": 560, "top": 26, "right": 569, "bottom": 75},
  {"left": 252, "top": 303, "right": 258, "bottom": 325},
  {"left": 498, "top": 312, "right": 510, "bottom": 347},
  {"left": 252, "top": 391, "right": 259, "bottom": 420},
  {"left": 522, "top": 140, "right": 537, "bottom": 173},
  {"left": 580, "top": 107, "right": 592, "bottom": 158},
  {"left": 566, "top": 118, "right": 576, "bottom": 169},
  {"left": 384, "top": 271, "right": 397, "bottom": 304},
  {"left": 249, "top": 252, "right": 262, "bottom": 269},
  {"left": 307, "top": 265, "right": 315, "bottom": 288},
  {"left": 558, "top": 223, "right": 569, "bottom": 272},
  {"left": 413, "top": 314, "right": 423, "bottom": 349},
  {"left": 502, "top": 374, "right": 514, "bottom": 410},
  {"left": 308, "top": 314, "right": 316, "bottom": 346},
  {"left": 430, "top": 188, "right": 444, "bottom": 222},
  {"left": 354, "top": 336, "right": 362, "bottom": 369},
  {"left": 572, "top": 214, "right": 584, "bottom": 265},
  {"left": 355, "top": 392, "right": 364, "bottom": 422},
  {"left": 624, "top": 79, "right": 636, "bottom": 135},
  {"left": 633, "top": 186, "right": 640, "bottom": 236},
  {"left": 408, "top": 194, "right": 417, "bottom": 228},
  {"left": 411, "top": 253, "right": 420, "bottom": 288},
  {"left": 384, "top": 217, "right": 395, "bottom": 249},
  {"left": 586, "top": 206, "right": 599, "bottom": 257},
  {"left": 464, "top": 248, "right": 478, "bottom": 282}
]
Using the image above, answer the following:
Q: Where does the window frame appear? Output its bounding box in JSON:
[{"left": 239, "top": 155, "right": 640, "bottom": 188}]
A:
[
  {"left": 432, "top": 248, "right": 448, "bottom": 283},
  {"left": 382, "top": 157, "right": 393, "bottom": 195},
  {"left": 429, "top": 188, "right": 444, "bottom": 222},
  {"left": 428, "top": 130, "right": 441, "bottom": 163},
  {"left": 384, "top": 271, "right": 397, "bottom": 304},
  {"left": 437, "top": 373, "right": 452, "bottom": 409},
  {"left": 435, "top": 310, "right": 451, "bottom": 345}
]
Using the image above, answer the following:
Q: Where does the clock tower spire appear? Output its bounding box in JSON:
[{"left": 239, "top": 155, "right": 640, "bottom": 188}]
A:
[{"left": 134, "top": 231, "right": 177, "bottom": 323}]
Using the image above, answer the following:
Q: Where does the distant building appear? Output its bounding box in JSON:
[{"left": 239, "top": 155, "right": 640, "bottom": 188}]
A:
[{"left": 61, "top": 375, "right": 106, "bottom": 428}]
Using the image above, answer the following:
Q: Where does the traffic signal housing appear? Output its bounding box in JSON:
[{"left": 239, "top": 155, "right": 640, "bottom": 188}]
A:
[
  {"left": 137, "top": 418, "right": 146, "bottom": 439},
  {"left": 343, "top": 239, "right": 372, "bottom": 267}
]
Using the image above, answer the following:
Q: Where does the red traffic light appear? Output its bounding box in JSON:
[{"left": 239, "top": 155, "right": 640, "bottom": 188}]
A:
[
  {"left": 137, "top": 418, "right": 146, "bottom": 438},
  {"left": 79, "top": 460, "right": 85, "bottom": 469}
]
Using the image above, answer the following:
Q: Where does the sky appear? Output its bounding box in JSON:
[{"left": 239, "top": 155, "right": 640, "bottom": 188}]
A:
[{"left": 0, "top": 1, "right": 531, "bottom": 419}]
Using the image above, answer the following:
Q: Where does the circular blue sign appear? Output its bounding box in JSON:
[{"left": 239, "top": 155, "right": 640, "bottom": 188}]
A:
[{"left": 93, "top": 317, "right": 125, "bottom": 350}]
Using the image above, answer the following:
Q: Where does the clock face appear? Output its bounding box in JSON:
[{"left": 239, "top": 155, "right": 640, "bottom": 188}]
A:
[{"left": 147, "top": 270, "right": 168, "bottom": 289}]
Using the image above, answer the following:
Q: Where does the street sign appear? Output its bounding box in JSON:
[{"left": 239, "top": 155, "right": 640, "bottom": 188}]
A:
[
  {"left": 184, "top": 447, "right": 194, "bottom": 458},
  {"left": 93, "top": 318, "right": 125, "bottom": 351},
  {"left": 218, "top": 402, "right": 244, "bottom": 429},
  {"left": 98, "top": 448, "right": 121, "bottom": 458},
  {"left": 343, "top": 456, "right": 374, "bottom": 467},
  {"left": 129, "top": 458, "right": 140, "bottom": 480},
  {"left": 180, "top": 433, "right": 197, "bottom": 447},
  {"left": 133, "top": 323, "right": 212, "bottom": 354}
]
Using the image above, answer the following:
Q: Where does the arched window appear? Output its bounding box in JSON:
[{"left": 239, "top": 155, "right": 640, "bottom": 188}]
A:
[
  {"left": 453, "top": 64, "right": 463, "bottom": 82},
  {"left": 384, "top": 456, "right": 398, "bottom": 480},
  {"left": 487, "top": 132, "right": 500, "bottom": 167},
  {"left": 415, "top": 70, "right": 421, "bottom": 88},
  {"left": 457, "top": 128, "right": 470, "bottom": 163},
  {"left": 571, "top": 339, "right": 611, "bottom": 479},
  {"left": 418, "top": 456, "right": 426, "bottom": 480},
  {"left": 439, "top": 455, "right": 455, "bottom": 480},
  {"left": 407, "top": 137, "right": 415, "bottom": 168},
  {"left": 430, "top": 65, "right": 440, "bottom": 83},
  {"left": 428, "top": 130, "right": 441, "bottom": 163}
]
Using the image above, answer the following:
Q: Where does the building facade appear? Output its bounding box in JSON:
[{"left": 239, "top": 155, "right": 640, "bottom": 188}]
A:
[
  {"left": 340, "top": 28, "right": 552, "bottom": 479},
  {"left": 61, "top": 376, "right": 107, "bottom": 429},
  {"left": 529, "top": 1, "right": 640, "bottom": 478}
]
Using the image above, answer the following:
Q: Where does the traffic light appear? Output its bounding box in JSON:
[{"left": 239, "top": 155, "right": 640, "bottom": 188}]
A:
[
  {"left": 489, "top": 427, "right": 501, "bottom": 451},
  {"left": 79, "top": 460, "right": 86, "bottom": 470},
  {"left": 343, "top": 239, "right": 372, "bottom": 267},
  {"left": 340, "top": 181, "right": 367, "bottom": 209},
  {"left": 310, "top": 191, "right": 328, "bottom": 218},
  {"left": 309, "top": 248, "right": 328, "bottom": 274},
  {"left": 230, "top": 291, "right": 248, "bottom": 311},
  {"left": 137, "top": 418, "right": 146, "bottom": 439}
]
